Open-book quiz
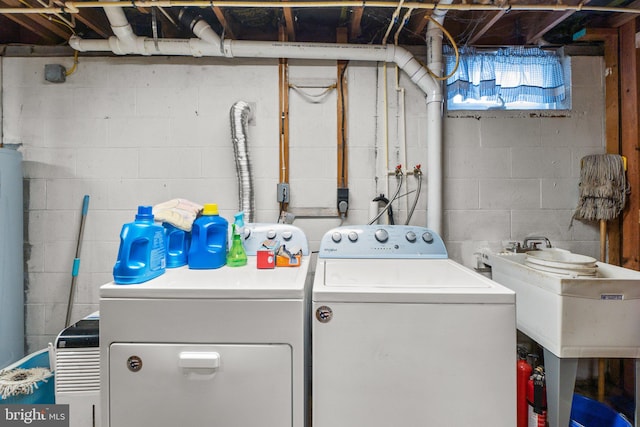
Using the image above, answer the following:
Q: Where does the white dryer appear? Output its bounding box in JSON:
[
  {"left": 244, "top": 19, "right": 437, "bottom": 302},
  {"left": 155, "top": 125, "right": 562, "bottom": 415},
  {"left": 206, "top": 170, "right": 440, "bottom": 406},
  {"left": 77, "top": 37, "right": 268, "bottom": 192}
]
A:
[
  {"left": 100, "top": 224, "right": 311, "bottom": 427},
  {"left": 312, "top": 225, "right": 516, "bottom": 427}
]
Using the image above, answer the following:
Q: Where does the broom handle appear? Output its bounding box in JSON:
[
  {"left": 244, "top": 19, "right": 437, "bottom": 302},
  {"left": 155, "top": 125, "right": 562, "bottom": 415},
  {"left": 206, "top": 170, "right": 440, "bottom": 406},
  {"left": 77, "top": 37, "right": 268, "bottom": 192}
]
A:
[
  {"left": 598, "top": 218, "right": 606, "bottom": 402},
  {"left": 65, "top": 195, "right": 90, "bottom": 328},
  {"left": 600, "top": 219, "right": 607, "bottom": 263}
]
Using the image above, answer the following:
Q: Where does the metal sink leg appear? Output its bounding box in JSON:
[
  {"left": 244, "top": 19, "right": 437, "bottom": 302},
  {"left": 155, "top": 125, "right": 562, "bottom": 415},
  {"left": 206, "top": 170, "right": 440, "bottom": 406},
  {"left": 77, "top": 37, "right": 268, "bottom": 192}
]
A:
[{"left": 543, "top": 348, "right": 578, "bottom": 427}]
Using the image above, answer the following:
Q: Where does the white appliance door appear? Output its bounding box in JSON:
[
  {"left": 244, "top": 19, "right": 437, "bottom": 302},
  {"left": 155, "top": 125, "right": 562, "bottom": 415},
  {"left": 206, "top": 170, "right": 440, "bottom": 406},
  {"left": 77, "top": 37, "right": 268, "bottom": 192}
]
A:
[
  {"left": 312, "top": 302, "right": 516, "bottom": 427},
  {"left": 109, "top": 343, "right": 292, "bottom": 427}
]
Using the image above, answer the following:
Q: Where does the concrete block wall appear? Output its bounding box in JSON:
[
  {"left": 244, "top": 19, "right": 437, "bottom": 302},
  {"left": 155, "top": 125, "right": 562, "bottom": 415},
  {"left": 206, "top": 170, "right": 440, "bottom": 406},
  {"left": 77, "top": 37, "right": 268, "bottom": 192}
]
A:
[
  {"left": 443, "top": 55, "right": 604, "bottom": 265},
  {"left": 1, "top": 54, "right": 603, "bottom": 352}
]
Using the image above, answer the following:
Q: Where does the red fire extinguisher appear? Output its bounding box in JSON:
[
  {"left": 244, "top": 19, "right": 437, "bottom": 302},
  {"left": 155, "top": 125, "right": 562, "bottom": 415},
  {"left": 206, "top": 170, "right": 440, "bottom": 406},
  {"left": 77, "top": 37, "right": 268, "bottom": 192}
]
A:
[
  {"left": 527, "top": 366, "right": 547, "bottom": 427},
  {"left": 517, "top": 348, "right": 533, "bottom": 427}
]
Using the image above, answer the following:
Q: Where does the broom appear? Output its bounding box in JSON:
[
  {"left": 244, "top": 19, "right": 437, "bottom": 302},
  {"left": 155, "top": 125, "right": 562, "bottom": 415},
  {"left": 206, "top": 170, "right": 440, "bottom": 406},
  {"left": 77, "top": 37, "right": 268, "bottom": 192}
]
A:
[{"left": 572, "top": 153, "right": 628, "bottom": 403}]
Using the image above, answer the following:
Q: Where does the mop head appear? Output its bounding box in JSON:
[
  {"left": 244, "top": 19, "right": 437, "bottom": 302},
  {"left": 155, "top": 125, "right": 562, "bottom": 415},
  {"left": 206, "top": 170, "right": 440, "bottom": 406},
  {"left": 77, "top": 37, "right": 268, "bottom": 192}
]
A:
[
  {"left": 0, "top": 367, "right": 53, "bottom": 400},
  {"left": 573, "top": 154, "right": 629, "bottom": 222}
]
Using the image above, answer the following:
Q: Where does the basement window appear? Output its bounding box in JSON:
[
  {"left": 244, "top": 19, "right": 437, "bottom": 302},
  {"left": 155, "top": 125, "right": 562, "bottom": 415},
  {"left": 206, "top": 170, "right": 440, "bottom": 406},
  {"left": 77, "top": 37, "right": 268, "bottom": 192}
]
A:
[{"left": 443, "top": 46, "right": 571, "bottom": 111}]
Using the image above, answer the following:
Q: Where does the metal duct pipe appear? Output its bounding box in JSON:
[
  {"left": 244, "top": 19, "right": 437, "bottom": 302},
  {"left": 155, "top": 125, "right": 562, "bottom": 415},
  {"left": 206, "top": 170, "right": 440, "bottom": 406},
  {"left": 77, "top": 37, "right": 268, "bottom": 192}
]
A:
[
  {"left": 230, "top": 101, "right": 255, "bottom": 223},
  {"left": 69, "top": 4, "right": 445, "bottom": 231}
]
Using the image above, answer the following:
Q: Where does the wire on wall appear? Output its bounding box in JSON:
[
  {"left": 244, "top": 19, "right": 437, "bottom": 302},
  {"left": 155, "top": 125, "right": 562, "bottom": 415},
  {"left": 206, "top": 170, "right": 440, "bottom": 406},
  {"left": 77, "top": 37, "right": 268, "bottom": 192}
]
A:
[{"left": 424, "top": 14, "right": 460, "bottom": 81}]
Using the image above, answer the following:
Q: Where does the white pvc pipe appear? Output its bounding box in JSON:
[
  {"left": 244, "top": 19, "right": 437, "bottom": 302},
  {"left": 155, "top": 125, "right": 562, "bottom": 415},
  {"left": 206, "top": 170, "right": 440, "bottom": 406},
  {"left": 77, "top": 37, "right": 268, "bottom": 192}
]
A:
[
  {"left": 424, "top": 0, "right": 452, "bottom": 236},
  {"left": 426, "top": 99, "right": 443, "bottom": 235},
  {"left": 70, "top": 5, "right": 446, "bottom": 232},
  {"left": 70, "top": 35, "right": 441, "bottom": 103}
]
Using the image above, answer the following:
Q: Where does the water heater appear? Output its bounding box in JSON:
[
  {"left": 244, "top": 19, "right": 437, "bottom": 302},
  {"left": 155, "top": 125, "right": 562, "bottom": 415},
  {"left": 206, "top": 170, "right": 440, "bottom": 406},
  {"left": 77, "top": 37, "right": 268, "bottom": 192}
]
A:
[{"left": 0, "top": 148, "right": 24, "bottom": 367}]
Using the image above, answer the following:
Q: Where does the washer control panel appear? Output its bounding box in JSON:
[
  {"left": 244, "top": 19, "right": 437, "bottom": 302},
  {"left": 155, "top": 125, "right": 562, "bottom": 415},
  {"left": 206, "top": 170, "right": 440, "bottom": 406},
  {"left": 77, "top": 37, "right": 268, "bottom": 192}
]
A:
[
  {"left": 319, "top": 225, "right": 447, "bottom": 259},
  {"left": 242, "top": 223, "right": 309, "bottom": 256}
]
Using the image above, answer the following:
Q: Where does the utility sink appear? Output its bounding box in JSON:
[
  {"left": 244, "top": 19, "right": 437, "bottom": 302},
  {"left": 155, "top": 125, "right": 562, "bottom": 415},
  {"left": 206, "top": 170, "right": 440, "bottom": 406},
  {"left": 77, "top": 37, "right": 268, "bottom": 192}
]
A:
[
  {"left": 486, "top": 252, "right": 640, "bottom": 358},
  {"left": 485, "top": 251, "right": 640, "bottom": 427}
]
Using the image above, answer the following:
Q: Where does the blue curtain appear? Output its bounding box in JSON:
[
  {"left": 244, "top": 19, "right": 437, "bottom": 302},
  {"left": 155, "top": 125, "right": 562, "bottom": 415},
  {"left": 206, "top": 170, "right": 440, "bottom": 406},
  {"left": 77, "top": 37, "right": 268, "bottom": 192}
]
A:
[{"left": 443, "top": 46, "right": 565, "bottom": 104}]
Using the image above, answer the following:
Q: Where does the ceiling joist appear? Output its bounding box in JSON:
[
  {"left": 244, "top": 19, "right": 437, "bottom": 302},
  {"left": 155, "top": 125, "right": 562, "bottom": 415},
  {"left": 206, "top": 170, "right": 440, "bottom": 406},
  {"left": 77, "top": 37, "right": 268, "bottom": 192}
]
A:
[
  {"left": 406, "top": 10, "right": 430, "bottom": 39},
  {"left": 212, "top": 5, "right": 236, "bottom": 39},
  {"left": 73, "top": 8, "right": 110, "bottom": 37},
  {"left": 350, "top": 5, "right": 363, "bottom": 38},
  {"left": 0, "top": 11, "right": 59, "bottom": 41},
  {"left": 607, "top": 0, "right": 640, "bottom": 27},
  {"left": 526, "top": 9, "right": 575, "bottom": 43},
  {"left": 282, "top": 0, "right": 296, "bottom": 41},
  {"left": 0, "top": 0, "right": 72, "bottom": 39},
  {"left": 467, "top": 10, "right": 507, "bottom": 44}
]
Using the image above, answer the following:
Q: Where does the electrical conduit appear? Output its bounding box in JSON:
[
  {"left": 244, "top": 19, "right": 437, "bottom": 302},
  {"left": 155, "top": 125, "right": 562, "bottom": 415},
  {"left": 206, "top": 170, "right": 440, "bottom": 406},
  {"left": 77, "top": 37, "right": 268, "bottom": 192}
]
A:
[{"left": 69, "top": 6, "right": 446, "bottom": 234}]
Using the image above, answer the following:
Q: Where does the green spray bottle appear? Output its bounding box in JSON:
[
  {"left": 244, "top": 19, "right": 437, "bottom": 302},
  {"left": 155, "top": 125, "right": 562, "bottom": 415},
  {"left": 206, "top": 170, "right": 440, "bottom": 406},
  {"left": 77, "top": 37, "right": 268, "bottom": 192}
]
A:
[{"left": 227, "top": 213, "right": 247, "bottom": 267}]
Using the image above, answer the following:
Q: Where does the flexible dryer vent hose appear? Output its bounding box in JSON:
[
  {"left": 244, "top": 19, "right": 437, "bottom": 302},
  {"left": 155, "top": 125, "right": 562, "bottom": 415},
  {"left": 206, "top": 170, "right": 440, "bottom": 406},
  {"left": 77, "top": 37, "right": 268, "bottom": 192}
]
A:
[{"left": 230, "top": 101, "right": 255, "bottom": 223}]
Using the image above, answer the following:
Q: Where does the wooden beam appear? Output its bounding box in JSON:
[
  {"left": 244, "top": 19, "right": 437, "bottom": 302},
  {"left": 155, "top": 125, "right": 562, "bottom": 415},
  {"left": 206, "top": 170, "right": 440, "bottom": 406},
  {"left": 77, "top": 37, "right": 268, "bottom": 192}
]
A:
[
  {"left": 282, "top": 0, "right": 295, "bottom": 42},
  {"left": 0, "top": 9, "right": 59, "bottom": 42},
  {"left": 575, "top": 27, "right": 622, "bottom": 265},
  {"left": 620, "top": 20, "right": 640, "bottom": 270},
  {"left": 278, "top": 25, "right": 290, "bottom": 211},
  {"left": 74, "top": 8, "right": 110, "bottom": 38},
  {"left": 468, "top": 11, "right": 505, "bottom": 45},
  {"left": 607, "top": 0, "right": 640, "bottom": 28},
  {"left": 526, "top": 10, "right": 575, "bottom": 44},
  {"left": 211, "top": 6, "right": 235, "bottom": 39},
  {"left": 337, "top": 27, "right": 349, "bottom": 190},
  {"left": 350, "top": 6, "right": 363, "bottom": 39},
  {"left": 0, "top": 0, "right": 71, "bottom": 39},
  {"left": 407, "top": 10, "right": 430, "bottom": 39}
]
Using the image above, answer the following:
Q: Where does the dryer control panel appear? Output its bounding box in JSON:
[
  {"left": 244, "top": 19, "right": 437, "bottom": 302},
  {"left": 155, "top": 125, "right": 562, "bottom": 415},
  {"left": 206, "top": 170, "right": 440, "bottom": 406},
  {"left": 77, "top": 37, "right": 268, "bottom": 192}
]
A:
[
  {"left": 242, "top": 223, "right": 309, "bottom": 256},
  {"left": 318, "top": 225, "right": 447, "bottom": 259}
]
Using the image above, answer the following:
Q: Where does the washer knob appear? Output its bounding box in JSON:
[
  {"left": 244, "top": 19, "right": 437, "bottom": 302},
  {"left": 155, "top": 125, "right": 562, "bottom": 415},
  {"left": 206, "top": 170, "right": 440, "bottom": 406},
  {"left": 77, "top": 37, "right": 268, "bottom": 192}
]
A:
[
  {"left": 422, "top": 232, "right": 434, "bottom": 244},
  {"left": 348, "top": 231, "right": 359, "bottom": 242},
  {"left": 243, "top": 228, "right": 251, "bottom": 239},
  {"left": 331, "top": 232, "right": 342, "bottom": 243},
  {"left": 375, "top": 229, "right": 389, "bottom": 243},
  {"left": 282, "top": 231, "right": 293, "bottom": 241},
  {"left": 267, "top": 230, "right": 277, "bottom": 240},
  {"left": 406, "top": 231, "right": 417, "bottom": 243}
]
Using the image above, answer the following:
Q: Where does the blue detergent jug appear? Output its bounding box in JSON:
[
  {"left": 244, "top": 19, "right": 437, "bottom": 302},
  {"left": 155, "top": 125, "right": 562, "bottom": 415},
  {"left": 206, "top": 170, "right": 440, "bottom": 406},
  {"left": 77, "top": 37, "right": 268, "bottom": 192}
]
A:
[
  {"left": 113, "top": 206, "right": 166, "bottom": 284},
  {"left": 188, "top": 203, "right": 228, "bottom": 269},
  {"left": 163, "top": 222, "right": 190, "bottom": 268}
]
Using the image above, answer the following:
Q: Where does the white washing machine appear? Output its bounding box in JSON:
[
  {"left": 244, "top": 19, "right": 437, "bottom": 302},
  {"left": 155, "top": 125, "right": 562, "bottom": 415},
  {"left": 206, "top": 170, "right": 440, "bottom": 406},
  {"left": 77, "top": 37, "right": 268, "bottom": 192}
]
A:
[
  {"left": 312, "top": 225, "right": 516, "bottom": 427},
  {"left": 100, "top": 224, "right": 311, "bottom": 427}
]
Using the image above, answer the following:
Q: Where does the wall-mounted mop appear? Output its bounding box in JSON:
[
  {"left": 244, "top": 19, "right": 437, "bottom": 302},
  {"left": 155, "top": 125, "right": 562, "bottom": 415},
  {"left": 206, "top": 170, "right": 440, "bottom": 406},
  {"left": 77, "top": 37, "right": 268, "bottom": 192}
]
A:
[
  {"left": 65, "top": 195, "right": 90, "bottom": 328},
  {"left": 573, "top": 154, "right": 628, "bottom": 261},
  {"left": 572, "top": 153, "right": 628, "bottom": 403}
]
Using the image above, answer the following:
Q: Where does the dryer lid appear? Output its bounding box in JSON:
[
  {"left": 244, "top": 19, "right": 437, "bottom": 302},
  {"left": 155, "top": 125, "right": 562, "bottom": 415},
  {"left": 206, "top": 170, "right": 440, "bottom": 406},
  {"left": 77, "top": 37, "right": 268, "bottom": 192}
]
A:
[{"left": 100, "top": 257, "right": 311, "bottom": 299}]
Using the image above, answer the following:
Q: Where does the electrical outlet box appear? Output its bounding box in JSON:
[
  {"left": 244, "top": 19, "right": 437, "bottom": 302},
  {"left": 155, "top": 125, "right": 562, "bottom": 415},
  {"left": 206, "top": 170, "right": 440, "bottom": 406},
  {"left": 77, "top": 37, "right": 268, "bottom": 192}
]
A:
[
  {"left": 337, "top": 187, "right": 349, "bottom": 214},
  {"left": 45, "top": 64, "right": 66, "bottom": 83},
  {"left": 277, "top": 183, "right": 290, "bottom": 203}
]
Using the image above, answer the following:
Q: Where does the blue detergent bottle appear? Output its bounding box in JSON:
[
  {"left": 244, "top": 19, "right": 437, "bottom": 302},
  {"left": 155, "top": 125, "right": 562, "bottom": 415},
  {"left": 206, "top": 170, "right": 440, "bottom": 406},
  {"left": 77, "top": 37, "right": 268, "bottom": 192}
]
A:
[
  {"left": 113, "top": 206, "right": 166, "bottom": 284},
  {"left": 188, "top": 203, "right": 228, "bottom": 269},
  {"left": 163, "top": 222, "right": 190, "bottom": 268}
]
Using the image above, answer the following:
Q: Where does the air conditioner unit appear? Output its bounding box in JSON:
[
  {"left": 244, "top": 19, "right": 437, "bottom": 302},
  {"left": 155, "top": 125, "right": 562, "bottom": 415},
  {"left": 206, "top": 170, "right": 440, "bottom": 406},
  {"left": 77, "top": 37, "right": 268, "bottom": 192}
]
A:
[{"left": 54, "top": 312, "right": 100, "bottom": 427}]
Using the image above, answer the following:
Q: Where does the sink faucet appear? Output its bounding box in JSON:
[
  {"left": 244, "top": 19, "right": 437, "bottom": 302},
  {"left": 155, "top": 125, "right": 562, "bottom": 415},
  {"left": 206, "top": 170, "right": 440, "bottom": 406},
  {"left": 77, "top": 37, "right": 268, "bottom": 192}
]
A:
[{"left": 523, "top": 236, "right": 552, "bottom": 250}]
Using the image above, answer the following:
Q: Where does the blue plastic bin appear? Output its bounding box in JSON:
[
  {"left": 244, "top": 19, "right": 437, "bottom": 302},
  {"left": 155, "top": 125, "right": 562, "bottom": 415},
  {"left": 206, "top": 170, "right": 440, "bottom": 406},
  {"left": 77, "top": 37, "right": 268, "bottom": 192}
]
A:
[
  {"left": 570, "top": 394, "right": 632, "bottom": 427},
  {"left": 0, "top": 348, "right": 55, "bottom": 404}
]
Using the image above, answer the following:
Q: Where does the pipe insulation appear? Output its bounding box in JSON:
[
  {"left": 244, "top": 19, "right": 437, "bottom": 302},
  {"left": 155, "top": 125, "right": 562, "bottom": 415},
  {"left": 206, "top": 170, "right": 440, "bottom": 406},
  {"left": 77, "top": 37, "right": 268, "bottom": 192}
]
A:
[{"left": 230, "top": 101, "right": 255, "bottom": 223}]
